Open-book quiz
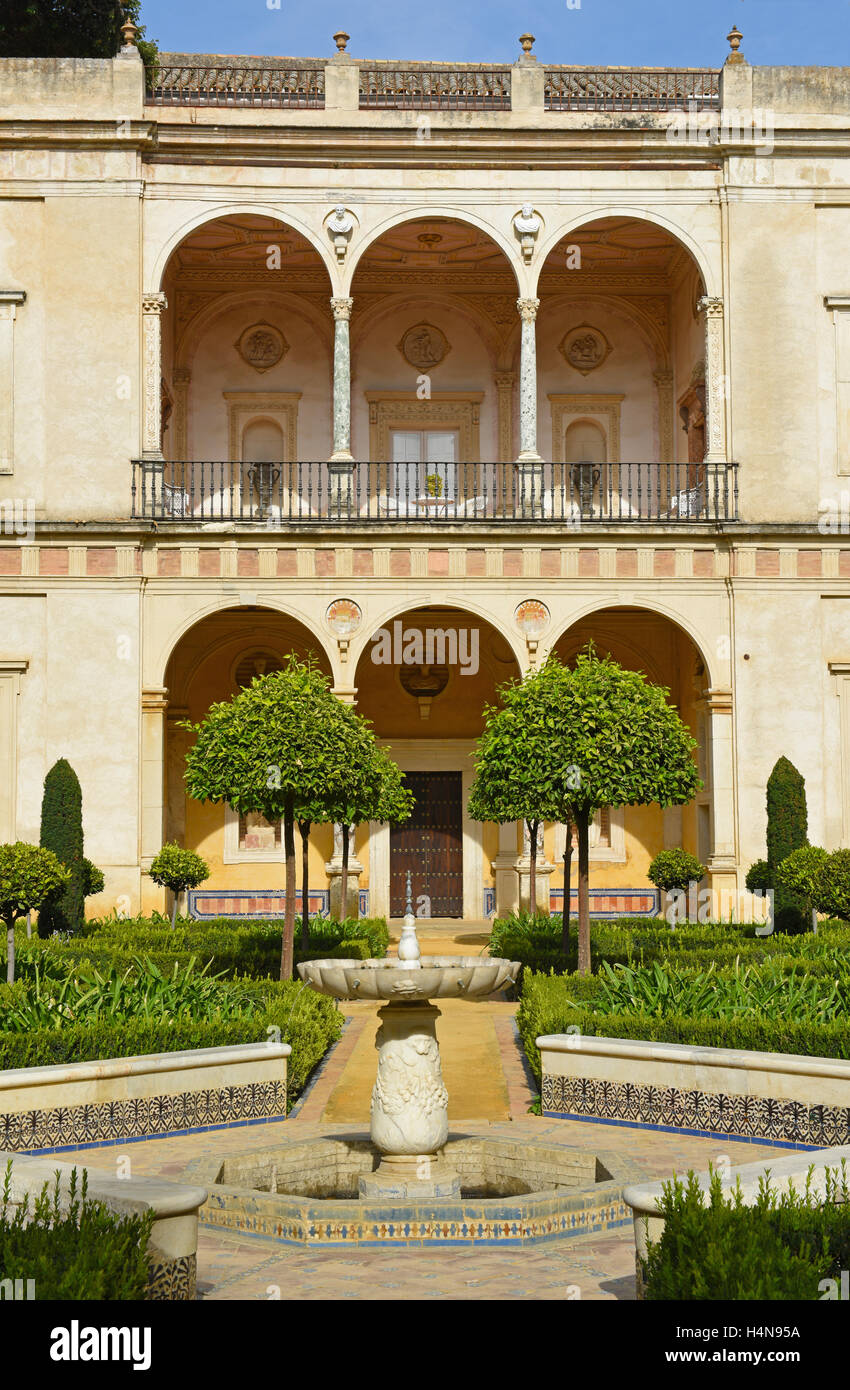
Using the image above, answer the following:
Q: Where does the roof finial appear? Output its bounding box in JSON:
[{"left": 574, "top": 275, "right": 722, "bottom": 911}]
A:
[
  {"left": 120, "top": 18, "right": 138, "bottom": 49},
  {"left": 725, "top": 25, "right": 744, "bottom": 63},
  {"left": 333, "top": 30, "right": 350, "bottom": 53}
]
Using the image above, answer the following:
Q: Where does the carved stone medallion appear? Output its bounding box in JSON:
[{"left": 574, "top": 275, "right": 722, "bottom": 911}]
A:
[
  {"left": 559, "top": 324, "right": 611, "bottom": 375},
  {"left": 235, "top": 322, "right": 288, "bottom": 373},
  {"left": 397, "top": 322, "right": 451, "bottom": 371}
]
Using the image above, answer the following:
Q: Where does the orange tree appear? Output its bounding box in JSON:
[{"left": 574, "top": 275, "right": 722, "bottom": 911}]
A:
[{"left": 182, "top": 657, "right": 384, "bottom": 980}]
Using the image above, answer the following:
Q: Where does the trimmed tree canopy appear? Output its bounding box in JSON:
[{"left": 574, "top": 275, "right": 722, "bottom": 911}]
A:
[{"left": 0, "top": 841, "right": 69, "bottom": 982}]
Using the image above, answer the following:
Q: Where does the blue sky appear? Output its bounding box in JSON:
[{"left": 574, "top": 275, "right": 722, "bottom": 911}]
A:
[{"left": 139, "top": 0, "right": 849, "bottom": 67}]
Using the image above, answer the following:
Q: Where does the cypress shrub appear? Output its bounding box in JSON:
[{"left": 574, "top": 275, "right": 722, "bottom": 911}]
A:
[
  {"left": 766, "top": 756, "right": 808, "bottom": 932},
  {"left": 38, "top": 759, "right": 85, "bottom": 936}
]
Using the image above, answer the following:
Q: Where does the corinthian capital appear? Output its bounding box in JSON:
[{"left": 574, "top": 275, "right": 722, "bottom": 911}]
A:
[
  {"left": 696, "top": 295, "right": 723, "bottom": 319},
  {"left": 516, "top": 297, "right": 540, "bottom": 323},
  {"left": 331, "top": 296, "right": 354, "bottom": 322},
  {"left": 142, "top": 292, "right": 167, "bottom": 315}
]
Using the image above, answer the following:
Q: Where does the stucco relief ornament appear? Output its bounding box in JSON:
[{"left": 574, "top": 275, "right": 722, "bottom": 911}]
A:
[
  {"left": 559, "top": 323, "right": 611, "bottom": 375},
  {"left": 235, "top": 322, "right": 288, "bottom": 373},
  {"left": 397, "top": 322, "right": 450, "bottom": 370},
  {"left": 513, "top": 203, "right": 542, "bottom": 265},
  {"left": 327, "top": 205, "right": 355, "bottom": 264},
  {"left": 326, "top": 598, "right": 362, "bottom": 637}
]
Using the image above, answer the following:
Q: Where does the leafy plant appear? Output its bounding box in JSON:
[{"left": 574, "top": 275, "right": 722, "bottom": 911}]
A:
[
  {"left": 643, "top": 1165, "right": 850, "bottom": 1301},
  {"left": 648, "top": 849, "right": 706, "bottom": 898},
  {"left": 766, "top": 756, "right": 808, "bottom": 931},
  {"left": 813, "top": 849, "right": 850, "bottom": 925},
  {"left": 81, "top": 858, "right": 105, "bottom": 899},
  {"left": 0, "top": 0, "right": 158, "bottom": 64},
  {"left": 777, "top": 846, "right": 828, "bottom": 931},
  {"left": 0, "top": 843, "right": 69, "bottom": 983},
  {"left": 0, "top": 1162, "right": 153, "bottom": 1301},
  {"left": 148, "top": 844, "right": 209, "bottom": 929},
  {"left": 39, "top": 759, "right": 85, "bottom": 937}
]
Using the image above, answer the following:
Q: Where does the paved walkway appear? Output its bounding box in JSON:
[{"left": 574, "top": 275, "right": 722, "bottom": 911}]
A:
[{"left": 67, "top": 922, "right": 796, "bottom": 1300}]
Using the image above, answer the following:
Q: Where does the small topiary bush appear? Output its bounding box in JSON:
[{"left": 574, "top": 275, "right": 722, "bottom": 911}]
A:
[
  {"left": 813, "top": 849, "right": 850, "bottom": 925},
  {"left": 148, "top": 844, "right": 209, "bottom": 929},
  {"left": 0, "top": 1162, "right": 153, "bottom": 1301},
  {"left": 648, "top": 849, "right": 706, "bottom": 895},
  {"left": 643, "top": 1165, "right": 850, "bottom": 1301}
]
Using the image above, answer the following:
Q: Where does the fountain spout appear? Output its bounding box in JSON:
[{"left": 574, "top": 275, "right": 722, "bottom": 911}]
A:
[{"left": 397, "top": 869, "right": 421, "bottom": 969}]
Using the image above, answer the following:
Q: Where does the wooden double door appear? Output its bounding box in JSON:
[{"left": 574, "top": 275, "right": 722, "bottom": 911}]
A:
[{"left": 389, "top": 771, "right": 463, "bottom": 918}]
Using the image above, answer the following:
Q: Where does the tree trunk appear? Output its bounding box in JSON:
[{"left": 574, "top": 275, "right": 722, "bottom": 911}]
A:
[
  {"left": 340, "top": 824, "right": 350, "bottom": 923},
  {"left": 562, "top": 829, "right": 573, "bottom": 955},
  {"left": 577, "top": 812, "right": 591, "bottom": 975},
  {"left": 171, "top": 891, "right": 178, "bottom": 931},
  {"left": 299, "top": 820, "right": 311, "bottom": 950},
  {"left": 280, "top": 803, "right": 296, "bottom": 981},
  {"left": 6, "top": 921, "right": 14, "bottom": 985},
  {"left": 528, "top": 820, "right": 538, "bottom": 917},
  {"left": 26, "top": 910, "right": 32, "bottom": 940}
]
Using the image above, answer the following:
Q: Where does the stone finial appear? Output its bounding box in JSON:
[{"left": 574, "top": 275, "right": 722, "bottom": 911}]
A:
[
  {"left": 333, "top": 30, "right": 350, "bottom": 53},
  {"left": 119, "top": 18, "right": 139, "bottom": 51},
  {"left": 519, "top": 32, "right": 535, "bottom": 57},
  {"left": 725, "top": 25, "right": 744, "bottom": 63}
]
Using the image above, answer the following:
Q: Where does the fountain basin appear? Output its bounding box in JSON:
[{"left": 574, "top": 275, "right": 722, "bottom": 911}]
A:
[
  {"left": 183, "top": 1127, "right": 646, "bottom": 1247},
  {"left": 297, "top": 956, "right": 519, "bottom": 1002}
]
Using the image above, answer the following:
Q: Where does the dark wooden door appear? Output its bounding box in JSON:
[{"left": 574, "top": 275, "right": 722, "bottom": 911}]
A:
[{"left": 390, "top": 771, "right": 463, "bottom": 917}]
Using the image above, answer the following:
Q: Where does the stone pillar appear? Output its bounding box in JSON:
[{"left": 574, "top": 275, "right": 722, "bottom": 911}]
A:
[
  {"left": 142, "top": 292, "right": 167, "bottom": 457},
  {"left": 697, "top": 296, "right": 727, "bottom": 463},
  {"left": 141, "top": 686, "right": 168, "bottom": 912},
  {"left": 370, "top": 1002, "right": 449, "bottom": 1155},
  {"left": 493, "top": 820, "right": 521, "bottom": 917},
  {"left": 329, "top": 296, "right": 354, "bottom": 463},
  {"left": 171, "top": 366, "right": 191, "bottom": 460},
  {"left": 494, "top": 372, "right": 516, "bottom": 462},
  {"left": 325, "top": 822, "right": 363, "bottom": 918},
  {"left": 653, "top": 368, "right": 675, "bottom": 463},
  {"left": 516, "top": 297, "right": 541, "bottom": 463},
  {"left": 704, "top": 686, "right": 737, "bottom": 910}
]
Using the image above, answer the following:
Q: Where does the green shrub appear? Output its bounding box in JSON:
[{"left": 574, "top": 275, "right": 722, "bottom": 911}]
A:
[
  {"left": 643, "top": 1166, "right": 850, "bottom": 1301},
  {"left": 81, "top": 859, "right": 105, "bottom": 899},
  {"left": 39, "top": 759, "right": 85, "bottom": 936},
  {"left": 766, "top": 756, "right": 808, "bottom": 930},
  {"left": 648, "top": 849, "right": 706, "bottom": 894},
  {"left": 0, "top": 1162, "right": 153, "bottom": 1301},
  {"left": 148, "top": 845, "right": 209, "bottom": 929},
  {"left": 745, "top": 859, "right": 772, "bottom": 893},
  {"left": 813, "top": 849, "right": 850, "bottom": 924},
  {"left": 517, "top": 967, "right": 850, "bottom": 1083},
  {"left": 0, "top": 843, "right": 70, "bottom": 984}
]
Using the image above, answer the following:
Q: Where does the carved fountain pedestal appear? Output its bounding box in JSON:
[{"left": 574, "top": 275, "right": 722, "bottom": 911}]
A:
[{"left": 298, "top": 893, "right": 519, "bottom": 1201}]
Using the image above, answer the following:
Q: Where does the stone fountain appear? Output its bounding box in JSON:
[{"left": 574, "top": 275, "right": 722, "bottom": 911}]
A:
[{"left": 297, "top": 874, "right": 520, "bottom": 1199}]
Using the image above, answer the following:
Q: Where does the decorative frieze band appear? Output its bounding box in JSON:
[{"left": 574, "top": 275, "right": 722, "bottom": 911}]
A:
[{"left": 0, "top": 545, "right": 847, "bottom": 583}]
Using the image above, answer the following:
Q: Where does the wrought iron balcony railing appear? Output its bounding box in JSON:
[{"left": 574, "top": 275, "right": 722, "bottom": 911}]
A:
[
  {"left": 131, "top": 461, "right": 739, "bottom": 526},
  {"left": 544, "top": 67, "right": 720, "bottom": 112}
]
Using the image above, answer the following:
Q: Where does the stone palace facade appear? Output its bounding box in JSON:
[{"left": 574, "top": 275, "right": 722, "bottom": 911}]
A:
[{"left": 1, "top": 26, "right": 848, "bottom": 921}]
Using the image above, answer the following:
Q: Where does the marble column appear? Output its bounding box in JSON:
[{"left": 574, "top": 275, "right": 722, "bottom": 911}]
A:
[
  {"left": 142, "top": 292, "right": 167, "bottom": 457},
  {"left": 516, "top": 297, "right": 542, "bottom": 462},
  {"left": 697, "top": 296, "right": 727, "bottom": 463},
  {"left": 329, "top": 296, "right": 354, "bottom": 463}
]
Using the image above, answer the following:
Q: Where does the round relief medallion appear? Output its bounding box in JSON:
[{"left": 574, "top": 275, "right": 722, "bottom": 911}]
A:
[
  {"left": 235, "top": 322, "right": 288, "bottom": 373},
  {"left": 559, "top": 323, "right": 611, "bottom": 376},
  {"left": 515, "top": 600, "right": 550, "bottom": 637},
  {"left": 397, "top": 322, "right": 451, "bottom": 371},
  {"left": 326, "top": 598, "right": 362, "bottom": 637}
]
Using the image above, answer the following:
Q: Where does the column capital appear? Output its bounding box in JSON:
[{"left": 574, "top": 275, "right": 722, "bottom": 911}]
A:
[
  {"left": 141, "top": 685, "right": 169, "bottom": 712},
  {"left": 494, "top": 371, "right": 517, "bottom": 389},
  {"left": 142, "top": 292, "right": 167, "bottom": 315},
  {"left": 697, "top": 295, "right": 723, "bottom": 319},
  {"left": 331, "top": 296, "right": 354, "bottom": 321},
  {"left": 516, "top": 296, "right": 540, "bottom": 322}
]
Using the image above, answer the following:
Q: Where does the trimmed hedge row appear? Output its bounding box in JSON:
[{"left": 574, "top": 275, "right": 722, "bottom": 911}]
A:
[
  {"left": 517, "top": 970, "right": 850, "bottom": 1084},
  {"left": 0, "top": 979, "right": 342, "bottom": 1110}
]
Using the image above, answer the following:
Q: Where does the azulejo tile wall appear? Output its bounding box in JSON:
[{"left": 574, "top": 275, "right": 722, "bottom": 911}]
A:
[
  {"left": 0, "top": 1080, "right": 287, "bottom": 1154},
  {"left": 146, "top": 1254, "right": 197, "bottom": 1302},
  {"left": 541, "top": 1074, "right": 849, "bottom": 1148}
]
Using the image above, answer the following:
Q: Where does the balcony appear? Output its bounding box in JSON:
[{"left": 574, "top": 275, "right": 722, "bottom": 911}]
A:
[{"left": 130, "top": 461, "right": 739, "bottom": 526}]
